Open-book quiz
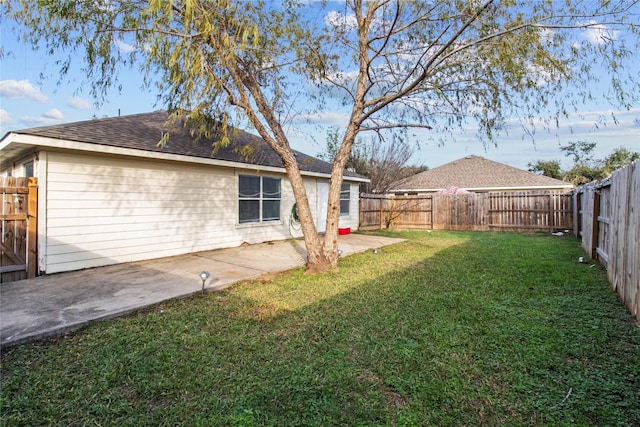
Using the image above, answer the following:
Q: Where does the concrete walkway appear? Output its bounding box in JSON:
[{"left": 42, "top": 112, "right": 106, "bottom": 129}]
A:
[{"left": 1, "top": 234, "right": 403, "bottom": 348}]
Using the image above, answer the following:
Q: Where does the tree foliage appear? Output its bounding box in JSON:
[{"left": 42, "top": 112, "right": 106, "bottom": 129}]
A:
[
  {"left": 317, "top": 126, "right": 368, "bottom": 177},
  {"left": 6, "top": 0, "right": 639, "bottom": 270},
  {"left": 560, "top": 140, "right": 598, "bottom": 166},
  {"left": 563, "top": 164, "right": 607, "bottom": 186},
  {"left": 359, "top": 141, "right": 425, "bottom": 194},
  {"left": 319, "top": 127, "right": 427, "bottom": 194},
  {"left": 530, "top": 144, "right": 639, "bottom": 185},
  {"left": 559, "top": 140, "right": 601, "bottom": 184},
  {"left": 602, "top": 147, "right": 640, "bottom": 176},
  {"left": 527, "top": 160, "right": 563, "bottom": 180}
]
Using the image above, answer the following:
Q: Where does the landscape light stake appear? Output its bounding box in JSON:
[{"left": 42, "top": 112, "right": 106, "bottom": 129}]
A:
[{"left": 199, "top": 271, "right": 211, "bottom": 294}]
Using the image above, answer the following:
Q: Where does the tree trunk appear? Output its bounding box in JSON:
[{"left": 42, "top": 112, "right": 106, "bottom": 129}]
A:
[
  {"left": 281, "top": 157, "right": 333, "bottom": 273},
  {"left": 209, "top": 25, "right": 357, "bottom": 273},
  {"left": 220, "top": 62, "right": 335, "bottom": 273},
  {"left": 321, "top": 0, "right": 370, "bottom": 267},
  {"left": 322, "top": 126, "right": 357, "bottom": 267}
]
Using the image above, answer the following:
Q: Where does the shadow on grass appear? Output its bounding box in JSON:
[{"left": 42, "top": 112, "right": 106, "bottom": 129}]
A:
[{"left": 2, "top": 231, "right": 639, "bottom": 426}]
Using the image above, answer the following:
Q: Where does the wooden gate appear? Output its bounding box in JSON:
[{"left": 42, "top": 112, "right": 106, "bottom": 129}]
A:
[{"left": 1, "top": 177, "right": 38, "bottom": 283}]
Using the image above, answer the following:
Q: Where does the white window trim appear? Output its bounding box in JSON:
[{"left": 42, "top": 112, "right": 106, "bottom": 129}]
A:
[
  {"left": 340, "top": 183, "right": 350, "bottom": 217},
  {"left": 238, "top": 174, "right": 282, "bottom": 224}
]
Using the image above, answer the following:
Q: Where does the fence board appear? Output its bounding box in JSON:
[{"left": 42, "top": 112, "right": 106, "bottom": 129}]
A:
[
  {"left": 573, "top": 160, "right": 640, "bottom": 323},
  {"left": 1, "top": 177, "right": 38, "bottom": 283},
  {"left": 360, "top": 191, "right": 572, "bottom": 232}
]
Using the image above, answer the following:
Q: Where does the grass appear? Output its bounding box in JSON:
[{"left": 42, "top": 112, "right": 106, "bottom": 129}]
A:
[{"left": 1, "top": 231, "right": 639, "bottom": 426}]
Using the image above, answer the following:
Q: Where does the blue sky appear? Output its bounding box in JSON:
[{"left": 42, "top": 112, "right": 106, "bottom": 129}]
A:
[{"left": 1, "top": 7, "right": 638, "bottom": 171}]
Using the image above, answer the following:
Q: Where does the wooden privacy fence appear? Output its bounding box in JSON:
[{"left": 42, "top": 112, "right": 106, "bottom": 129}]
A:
[
  {"left": 360, "top": 191, "right": 572, "bottom": 232},
  {"left": 573, "top": 160, "right": 639, "bottom": 323},
  {"left": 1, "top": 177, "right": 38, "bottom": 283}
]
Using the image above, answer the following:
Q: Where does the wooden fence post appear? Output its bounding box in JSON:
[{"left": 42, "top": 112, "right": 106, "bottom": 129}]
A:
[
  {"left": 591, "top": 190, "right": 600, "bottom": 260},
  {"left": 430, "top": 195, "right": 434, "bottom": 230},
  {"left": 548, "top": 192, "right": 554, "bottom": 232},
  {"left": 573, "top": 191, "right": 581, "bottom": 239}
]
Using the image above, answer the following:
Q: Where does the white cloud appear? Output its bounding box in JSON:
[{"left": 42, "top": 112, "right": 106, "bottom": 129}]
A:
[
  {"left": 324, "top": 10, "right": 358, "bottom": 31},
  {"left": 67, "top": 96, "right": 93, "bottom": 110},
  {"left": 19, "top": 117, "right": 58, "bottom": 127},
  {"left": 582, "top": 21, "right": 619, "bottom": 45},
  {"left": 113, "top": 39, "right": 136, "bottom": 53},
  {"left": 291, "top": 111, "right": 349, "bottom": 127},
  {"left": 43, "top": 108, "right": 64, "bottom": 120},
  {"left": 0, "top": 109, "right": 15, "bottom": 127},
  {"left": 0, "top": 80, "right": 49, "bottom": 103},
  {"left": 93, "top": 0, "right": 115, "bottom": 12},
  {"left": 20, "top": 109, "right": 65, "bottom": 127},
  {"left": 324, "top": 8, "right": 390, "bottom": 36}
]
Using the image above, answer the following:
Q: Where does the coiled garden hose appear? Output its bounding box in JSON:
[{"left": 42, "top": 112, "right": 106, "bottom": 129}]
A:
[{"left": 289, "top": 203, "right": 301, "bottom": 236}]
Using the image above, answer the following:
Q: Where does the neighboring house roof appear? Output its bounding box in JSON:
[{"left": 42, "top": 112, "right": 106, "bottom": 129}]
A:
[
  {"left": 391, "top": 155, "right": 573, "bottom": 193},
  {"left": 0, "top": 111, "right": 367, "bottom": 181}
]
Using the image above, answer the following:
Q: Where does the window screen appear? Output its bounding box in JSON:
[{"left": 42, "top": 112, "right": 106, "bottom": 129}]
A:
[
  {"left": 239, "top": 175, "right": 281, "bottom": 223},
  {"left": 340, "top": 183, "right": 350, "bottom": 216}
]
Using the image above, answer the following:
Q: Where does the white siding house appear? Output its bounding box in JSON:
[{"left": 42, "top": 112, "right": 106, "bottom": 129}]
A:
[{"left": 0, "top": 111, "right": 367, "bottom": 274}]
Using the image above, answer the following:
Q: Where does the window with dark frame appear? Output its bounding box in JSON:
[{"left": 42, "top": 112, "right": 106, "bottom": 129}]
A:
[{"left": 239, "top": 175, "right": 281, "bottom": 223}]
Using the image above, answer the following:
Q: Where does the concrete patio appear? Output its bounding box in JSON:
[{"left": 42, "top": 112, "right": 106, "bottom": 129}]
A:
[{"left": 1, "top": 234, "right": 403, "bottom": 348}]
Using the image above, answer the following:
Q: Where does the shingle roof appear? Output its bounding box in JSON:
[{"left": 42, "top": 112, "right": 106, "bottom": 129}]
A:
[
  {"left": 391, "top": 155, "right": 572, "bottom": 192},
  {"left": 9, "top": 111, "right": 362, "bottom": 179}
]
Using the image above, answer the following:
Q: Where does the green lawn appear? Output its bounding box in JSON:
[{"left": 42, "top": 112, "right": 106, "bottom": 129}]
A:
[{"left": 1, "top": 231, "right": 639, "bottom": 426}]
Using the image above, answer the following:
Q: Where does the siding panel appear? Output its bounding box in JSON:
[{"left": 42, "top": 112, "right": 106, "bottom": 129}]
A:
[{"left": 43, "top": 152, "right": 305, "bottom": 273}]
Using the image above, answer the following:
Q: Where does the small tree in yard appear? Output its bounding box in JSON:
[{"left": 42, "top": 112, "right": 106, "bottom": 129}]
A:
[
  {"left": 6, "top": 0, "right": 639, "bottom": 272},
  {"left": 359, "top": 140, "right": 419, "bottom": 194},
  {"left": 319, "top": 127, "right": 426, "bottom": 194}
]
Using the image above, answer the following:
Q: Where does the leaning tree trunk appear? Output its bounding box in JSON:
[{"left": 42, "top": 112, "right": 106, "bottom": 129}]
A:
[
  {"left": 281, "top": 156, "right": 333, "bottom": 273},
  {"left": 209, "top": 36, "right": 349, "bottom": 273},
  {"left": 320, "top": 8, "right": 370, "bottom": 266},
  {"left": 321, "top": 118, "right": 361, "bottom": 267}
]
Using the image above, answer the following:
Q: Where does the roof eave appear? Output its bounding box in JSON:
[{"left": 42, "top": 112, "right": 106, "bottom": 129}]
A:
[
  {"left": 392, "top": 184, "right": 574, "bottom": 193},
  {"left": 1, "top": 134, "right": 369, "bottom": 182}
]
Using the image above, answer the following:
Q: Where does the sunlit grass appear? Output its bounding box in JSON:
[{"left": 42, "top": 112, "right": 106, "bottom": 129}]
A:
[{"left": 2, "top": 231, "right": 638, "bottom": 426}]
